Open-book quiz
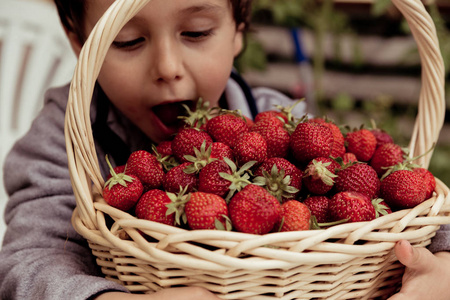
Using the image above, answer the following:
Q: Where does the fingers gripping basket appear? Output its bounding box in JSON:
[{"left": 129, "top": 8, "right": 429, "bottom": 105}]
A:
[{"left": 65, "top": 0, "right": 450, "bottom": 299}]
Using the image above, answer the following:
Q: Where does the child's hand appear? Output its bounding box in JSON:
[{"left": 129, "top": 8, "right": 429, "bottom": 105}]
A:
[
  {"left": 388, "top": 240, "right": 450, "bottom": 300},
  {"left": 95, "top": 287, "right": 222, "bottom": 300}
]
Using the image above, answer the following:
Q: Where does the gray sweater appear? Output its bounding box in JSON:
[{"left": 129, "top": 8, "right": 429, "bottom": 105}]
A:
[{"left": 0, "top": 79, "right": 307, "bottom": 299}]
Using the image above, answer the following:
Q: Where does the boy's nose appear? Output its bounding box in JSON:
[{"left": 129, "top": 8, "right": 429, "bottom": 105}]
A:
[{"left": 152, "top": 41, "right": 183, "bottom": 83}]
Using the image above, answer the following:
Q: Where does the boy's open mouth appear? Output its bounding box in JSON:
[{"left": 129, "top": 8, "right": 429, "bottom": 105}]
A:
[{"left": 152, "top": 100, "right": 195, "bottom": 128}]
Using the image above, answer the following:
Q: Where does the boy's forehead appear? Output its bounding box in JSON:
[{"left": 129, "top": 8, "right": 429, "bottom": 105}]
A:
[{"left": 84, "top": 0, "right": 232, "bottom": 27}]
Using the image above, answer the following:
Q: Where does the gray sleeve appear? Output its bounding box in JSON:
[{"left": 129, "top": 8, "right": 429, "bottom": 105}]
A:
[
  {"left": 0, "top": 92, "right": 128, "bottom": 299},
  {"left": 428, "top": 224, "right": 450, "bottom": 253}
]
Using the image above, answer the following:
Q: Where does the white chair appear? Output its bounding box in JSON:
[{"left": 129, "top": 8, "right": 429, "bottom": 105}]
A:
[{"left": 0, "top": 0, "right": 77, "bottom": 244}]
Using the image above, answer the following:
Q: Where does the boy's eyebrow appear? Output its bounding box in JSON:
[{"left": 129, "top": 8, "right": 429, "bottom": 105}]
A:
[{"left": 178, "top": 3, "right": 226, "bottom": 17}]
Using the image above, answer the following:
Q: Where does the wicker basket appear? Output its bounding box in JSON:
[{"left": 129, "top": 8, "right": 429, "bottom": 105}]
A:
[{"left": 65, "top": 0, "right": 450, "bottom": 299}]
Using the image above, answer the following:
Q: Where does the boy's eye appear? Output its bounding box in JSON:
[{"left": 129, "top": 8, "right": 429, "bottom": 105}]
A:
[
  {"left": 181, "top": 29, "right": 213, "bottom": 40},
  {"left": 112, "top": 37, "right": 145, "bottom": 49}
]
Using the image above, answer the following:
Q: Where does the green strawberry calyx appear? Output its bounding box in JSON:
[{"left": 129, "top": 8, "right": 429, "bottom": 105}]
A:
[
  {"left": 303, "top": 159, "right": 338, "bottom": 186},
  {"left": 104, "top": 155, "right": 134, "bottom": 190},
  {"left": 183, "top": 141, "right": 217, "bottom": 174},
  {"left": 219, "top": 157, "right": 255, "bottom": 202},
  {"left": 253, "top": 164, "right": 299, "bottom": 202},
  {"left": 372, "top": 198, "right": 390, "bottom": 218},
  {"left": 178, "top": 97, "right": 220, "bottom": 128},
  {"left": 215, "top": 215, "right": 233, "bottom": 231},
  {"left": 165, "top": 186, "right": 190, "bottom": 226},
  {"left": 151, "top": 144, "right": 179, "bottom": 171}
]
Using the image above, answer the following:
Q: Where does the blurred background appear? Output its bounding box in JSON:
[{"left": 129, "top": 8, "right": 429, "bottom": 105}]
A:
[{"left": 236, "top": 0, "right": 450, "bottom": 186}]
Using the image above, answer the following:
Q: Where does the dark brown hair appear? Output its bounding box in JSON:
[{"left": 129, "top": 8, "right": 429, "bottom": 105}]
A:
[{"left": 54, "top": 0, "right": 253, "bottom": 44}]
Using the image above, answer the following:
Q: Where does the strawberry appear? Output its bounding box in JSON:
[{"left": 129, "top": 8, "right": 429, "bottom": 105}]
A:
[
  {"left": 210, "top": 142, "right": 234, "bottom": 161},
  {"left": 135, "top": 189, "right": 177, "bottom": 226},
  {"left": 275, "top": 200, "right": 310, "bottom": 232},
  {"left": 345, "top": 128, "right": 377, "bottom": 162},
  {"left": 163, "top": 162, "right": 199, "bottom": 194},
  {"left": 328, "top": 191, "right": 376, "bottom": 223},
  {"left": 253, "top": 157, "right": 302, "bottom": 202},
  {"left": 334, "top": 162, "right": 380, "bottom": 199},
  {"left": 369, "top": 143, "right": 405, "bottom": 177},
  {"left": 184, "top": 192, "right": 230, "bottom": 230},
  {"left": 254, "top": 110, "right": 288, "bottom": 124},
  {"left": 289, "top": 121, "right": 334, "bottom": 165},
  {"left": 155, "top": 140, "right": 173, "bottom": 157},
  {"left": 251, "top": 118, "right": 291, "bottom": 158},
  {"left": 228, "top": 184, "right": 281, "bottom": 234},
  {"left": 198, "top": 159, "right": 232, "bottom": 197},
  {"left": 413, "top": 167, "right": 436, "bottom": 199},
  {"left": 311, "top": 118, "right": 345, "bottom": 158},
  {"left": 171, "top": 128, "right": 213, "bottom": 163},
  {"left": 370, "top": 128, "right": 394, "bottom": 148},
  {"left": 126, "top": 150, "right": 164, "bottom": 191},
  {"left": 302, "top": 157, "right": 339, "bottom": 195},
  {"left": 206, "top": 112, "right": 249, "bottom": 149},
  {"left": 103, "top": 156, "right": 144, "bottom": 211},
  {"left": 380, "top": 169, "right": 427, "bottom": 209},
  {"left": 342, "top": 152, "right": 358, "bottom": 164},
  {"left": 303, "top": 195, "right": 330, "bottom": 223},
  {"left": 233, "top": 131, "right": 268, "bottom": 166}
]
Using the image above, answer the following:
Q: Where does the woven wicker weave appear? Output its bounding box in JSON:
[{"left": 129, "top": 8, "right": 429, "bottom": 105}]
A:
[{"left": 65, "top": 0, "right": 450, "bottom": 299}]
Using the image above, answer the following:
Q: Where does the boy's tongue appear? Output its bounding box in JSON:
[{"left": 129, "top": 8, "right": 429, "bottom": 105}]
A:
[{"left": 153, "top": 101, "right": 190, "bottom": 127}]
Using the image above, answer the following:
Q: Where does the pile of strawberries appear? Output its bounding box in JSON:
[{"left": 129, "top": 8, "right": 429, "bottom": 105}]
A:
[{"left": 102, "top": 100, "right": 436, "bottom": 235}]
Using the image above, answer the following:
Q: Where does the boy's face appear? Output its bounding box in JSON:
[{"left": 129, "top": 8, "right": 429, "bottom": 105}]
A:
[{"left": 75, "top": 0, "right": 243, "bottom": 143}]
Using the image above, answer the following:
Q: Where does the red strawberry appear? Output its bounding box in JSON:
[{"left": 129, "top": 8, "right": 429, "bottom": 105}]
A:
[
  {"left": 233, "top": 131, "right": 268, "bottom": 166},
  {"left": 255, "top": 110, "right": 288, "bottom": 124},
  {"left": 155, "top": 140, "right": 173, "bottom": 157},
  {"left": 210, "top": 142, "right": 234, "bottom": 161},
  {"left": 328, "top": 191, "right": 376, "bottom": 223},
  {"left": 311, "top": 118, "right": 345, "bottom": 158},
  {"left": 228, "top": 184, "right": 281, "bottom": 234},
  {"left": 126, "top": 150, "right": 164, "bottom": 190},
  {"left": 198, "top": 159, "right": 232, "bottom": 198},
  {"left": 302, "top": 157, "right": 339, "bottom": 195},
  {"left": 254, "top": 157, "right": 303, "bottom": 202},
  {"left": 103, "top": 156, "right": 144, "bottom": 211},
  {"left": 290, "top": 121, "right": 334, "bottom": 165},
  {"left": 345, "top": 128, "right": 377, "bottom": 162},
  {"left": 206, "top": 113, "right": 249, "bottom": 148},
  {"left": 275, "top": 200, "right": 310, "bottom": 232},
  {"left": 380, "top": 169, "right": 427, "bottom": 209},
  {"left": 342, "top": 152, "right": 358, "bottom": 164},
  {"left": 413, "top": 167, "right": 436, "bottom": 199},
  {"left": 184, "top": 192, "right": 230, "bottom": 230},
  {"left": 370, "top": 143, "right": 405, "bottom": 177},
  {"left": 251, "top": 118, "right": 290, "bottom": 158},
  {"left": 135, "top": 189, "right": 176, "bottom": 226},
  {"left": 334, "top": 163, "right": 380, "bottom": 199},
  {"left": 171, "top": 128, "right": 213, "bottom": 163},
  {"left": 370, "top": 128, "right": 394, "bottom": 148},
  {"left": 303, "top": 196, "right": 330, "bottom": 223},
  {"left": 163, "top": 162, "right": 199, "bottom": 193}
]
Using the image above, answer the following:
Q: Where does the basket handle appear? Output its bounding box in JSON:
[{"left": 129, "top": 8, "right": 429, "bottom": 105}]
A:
[
  {"left": 391, "top": 0, "right": 445, "bottom": 167},
  {"left": 65, "top": 0, "right": 445, "bottom": 228}
]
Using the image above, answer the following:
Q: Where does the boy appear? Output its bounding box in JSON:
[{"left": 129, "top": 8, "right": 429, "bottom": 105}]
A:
[
  {"left": 1, "top": 1, "right": 449, "bottom": 300},
  {"left": 0, "top": 0, "right": 302, "bottom": 299}
]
